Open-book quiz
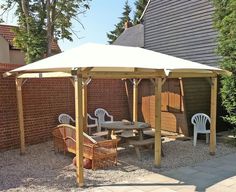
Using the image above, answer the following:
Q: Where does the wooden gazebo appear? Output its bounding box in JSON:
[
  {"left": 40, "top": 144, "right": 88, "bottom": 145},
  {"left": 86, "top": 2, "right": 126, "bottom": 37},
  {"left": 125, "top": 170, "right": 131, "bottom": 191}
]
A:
[{"left": 4, "top": 43, "right": 229, "bottom": 187}]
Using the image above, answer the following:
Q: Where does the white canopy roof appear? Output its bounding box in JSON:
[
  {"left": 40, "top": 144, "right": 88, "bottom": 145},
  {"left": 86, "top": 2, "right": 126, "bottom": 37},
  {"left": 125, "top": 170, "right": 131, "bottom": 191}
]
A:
[{"left": 6, "top": 43, "right": 228, "bottom": 77}]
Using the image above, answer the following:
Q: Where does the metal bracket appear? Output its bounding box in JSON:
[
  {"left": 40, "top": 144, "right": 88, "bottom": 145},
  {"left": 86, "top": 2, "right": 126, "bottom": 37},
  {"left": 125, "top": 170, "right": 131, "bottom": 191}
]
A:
[{"left": 71, "top": 68, "right": 79, "bottom": 76}]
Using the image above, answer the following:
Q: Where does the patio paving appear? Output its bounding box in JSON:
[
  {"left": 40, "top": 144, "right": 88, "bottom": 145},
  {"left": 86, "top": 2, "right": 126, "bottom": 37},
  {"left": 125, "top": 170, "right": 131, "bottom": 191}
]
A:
[{"left": 93, "top": 153, "right": 236, "bottom": 192}]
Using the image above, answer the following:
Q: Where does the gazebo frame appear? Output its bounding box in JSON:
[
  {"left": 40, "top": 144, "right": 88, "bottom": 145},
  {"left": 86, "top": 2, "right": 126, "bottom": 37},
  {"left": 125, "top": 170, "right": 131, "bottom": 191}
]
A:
[
  {"left": 13, "top": 68, "right": 218, "bottom": 187},
  {"left": 5, "top": 43, "right": 227, "bottom": 187}
]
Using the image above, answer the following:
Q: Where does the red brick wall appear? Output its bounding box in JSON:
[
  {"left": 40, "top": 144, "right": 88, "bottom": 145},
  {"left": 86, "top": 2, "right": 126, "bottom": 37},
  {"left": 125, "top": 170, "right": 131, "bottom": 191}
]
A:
[
  {"left": 0, "top": 64, "right": 20, "bottom": 150},
  {"left": 0, "top": 64, "right": 129, "bottom": 151},
  {"left": 22, "top": 78, "right": 75, "bottom": 146},
  {"left": 88, "top": 79, "right": 129, "bottom": 120}
]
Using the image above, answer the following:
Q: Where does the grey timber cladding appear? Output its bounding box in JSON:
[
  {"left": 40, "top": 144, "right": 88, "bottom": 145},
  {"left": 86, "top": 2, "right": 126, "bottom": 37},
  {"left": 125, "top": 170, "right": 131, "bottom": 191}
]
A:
[
  {"left": 182, "top": 78, "right": 210, "bottom": 135},
  {"left": 144, "top": 0, "right": 220, "bottom": 67}
]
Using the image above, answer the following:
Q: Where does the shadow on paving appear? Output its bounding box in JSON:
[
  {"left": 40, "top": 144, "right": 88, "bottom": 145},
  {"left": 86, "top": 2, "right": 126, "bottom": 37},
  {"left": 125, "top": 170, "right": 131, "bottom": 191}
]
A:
[
  {"left": 89, "top": 153, "right": 236, "bottom": 192},
  {"left": 160, "top": 153, "right": 236, "bottom": 191}
]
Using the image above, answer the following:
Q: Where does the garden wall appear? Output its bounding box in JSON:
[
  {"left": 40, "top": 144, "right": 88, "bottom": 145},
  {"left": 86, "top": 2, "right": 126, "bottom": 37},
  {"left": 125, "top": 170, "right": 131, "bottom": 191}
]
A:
[{"left": 0, "top": 63, "right": 129, "bottom": 151}]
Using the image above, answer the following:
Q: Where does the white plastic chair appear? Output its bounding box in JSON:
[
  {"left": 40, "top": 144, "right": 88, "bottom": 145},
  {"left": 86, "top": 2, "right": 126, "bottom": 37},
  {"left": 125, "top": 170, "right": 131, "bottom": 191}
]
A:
[
  {"left": 58, "top": 113, "right": 75, "bottom": 125},
  {"left": 191, "top": 113, "right": 211, "bottom": 146},
  {"left": 87, "top": 113, "right": 98, "bottom": 135},
  {"left": 94, "top": 108, "right": 113, "bottom": 132}
]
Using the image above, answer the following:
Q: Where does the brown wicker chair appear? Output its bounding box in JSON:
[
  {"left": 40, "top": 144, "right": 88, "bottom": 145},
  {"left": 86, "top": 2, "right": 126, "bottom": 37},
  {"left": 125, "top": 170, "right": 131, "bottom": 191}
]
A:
[{"left": 52, "top": 124, "right": 118, "bottom": 170}]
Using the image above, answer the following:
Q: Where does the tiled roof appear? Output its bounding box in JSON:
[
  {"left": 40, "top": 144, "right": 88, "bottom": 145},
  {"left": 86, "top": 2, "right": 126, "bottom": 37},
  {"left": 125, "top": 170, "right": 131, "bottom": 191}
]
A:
[
  {"left": 113, "top": 24, "right": 144, "bottom": 47},
  {"left": 0, "top": 24, "right": 61, "bottom": 52}
]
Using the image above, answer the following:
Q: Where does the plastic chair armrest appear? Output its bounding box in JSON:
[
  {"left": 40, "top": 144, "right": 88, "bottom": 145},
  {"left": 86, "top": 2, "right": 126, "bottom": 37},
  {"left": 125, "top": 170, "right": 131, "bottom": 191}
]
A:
[{"left": 107, "top": 114, "right": 114, "bottom": 121}]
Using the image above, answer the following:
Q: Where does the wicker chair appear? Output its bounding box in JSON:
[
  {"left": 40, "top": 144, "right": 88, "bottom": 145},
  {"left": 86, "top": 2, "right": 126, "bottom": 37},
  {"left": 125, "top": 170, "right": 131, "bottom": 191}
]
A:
[{"left": 52, "top": 124, "right": 118, "bottom": 170}]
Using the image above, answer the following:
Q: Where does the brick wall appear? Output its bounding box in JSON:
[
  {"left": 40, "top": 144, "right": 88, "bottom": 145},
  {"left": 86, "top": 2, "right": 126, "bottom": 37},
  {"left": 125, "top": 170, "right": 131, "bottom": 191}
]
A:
[
  {"left": 0, "top": 64, "right": 129, "bottom": 151},
  {"left": 88, "top": 79, "right": 129, "bottom": 120}
]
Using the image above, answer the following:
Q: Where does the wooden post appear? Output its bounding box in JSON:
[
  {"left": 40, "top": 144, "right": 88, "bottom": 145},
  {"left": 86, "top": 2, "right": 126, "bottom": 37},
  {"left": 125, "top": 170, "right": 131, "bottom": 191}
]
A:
[
  {"left": 124, "top": 80, "right": 132, "bottom": 120},
  {"left": 154, "top": 78, "right": 162, "bottom": 167},
  {"left": 133, "top": 79, "right": 138, "bottom": 122},
  {"left": 210, "top": 77, "right": 217, "bottom": 155},
  {"left": 15, "top": 78, "right": 25, "bottom": 154},
  {"left": 82, "top": 82, "right": 88, "bottom": 133},
  {"left": 74, "top": 74, "right": 84, "bottom": 187},
  {"left": 70, "top": 78, "right": 75, "bottom": 87}
]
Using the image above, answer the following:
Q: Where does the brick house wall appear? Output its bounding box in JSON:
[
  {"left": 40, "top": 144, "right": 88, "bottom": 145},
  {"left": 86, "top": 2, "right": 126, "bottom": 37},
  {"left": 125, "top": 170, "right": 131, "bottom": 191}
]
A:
[{"left": 0, "top": 64, "right": 129, "bottom": 151}]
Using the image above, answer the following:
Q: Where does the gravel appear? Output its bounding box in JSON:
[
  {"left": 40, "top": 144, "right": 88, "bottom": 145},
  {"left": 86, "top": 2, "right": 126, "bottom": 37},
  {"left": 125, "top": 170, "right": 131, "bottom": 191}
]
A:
[{"left": 0, "top": 138, "right": 236, "bottom": 192}]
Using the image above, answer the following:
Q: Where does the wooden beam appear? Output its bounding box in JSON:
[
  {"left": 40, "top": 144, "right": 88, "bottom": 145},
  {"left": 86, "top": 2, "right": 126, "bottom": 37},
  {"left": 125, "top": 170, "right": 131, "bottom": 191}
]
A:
[
  {"left": 210, "top": 77, "right": 217, "bottom": 155},
  {"left": 70, "top": 78, "right": 75, "bottom": 87},
  {"left": 83, "top": 71, "right": 165, "bottom": 79},
  {"left": 82, "top": 67, "right": 93, "bottom": 73},
  {"left": 137, "top": 78, "right": 142, "bottom": 85},
  {"left": 74, "top": 74, "right": 84, "bottom": 187},
  {"left": 82, "top": 82, "right": 88, "bottom": 133},
  {"left": 161, "top": 78, "right": 167, "bottom": 86},
  {"left": 17, "top": 72, "right": 72, "bottom": 78},
  {"left": 133, "top": 79, "right": 138, "bottom": 122},
  {"left": 179, "top": 78, "right": 189, "bottom": 136},
  {"left": 168, "top": 72, "right": 217, "bottom": 78},
  {"left": 150, "top": 78, "right": 155, "bottom": 85},
  {"left": 154, "top": 77, "right": 162, "bottom": 167},
  {"left": 10, "top": 71, "right": 220, "bottom": 80},
  {"left": 3, "top": 71, "right": 12, "bottom": 78},
  {"left": 15, "top": 78, "right": 25, "bottom": 154},
  {"left": 83, "top": 77, "right": 92, "bottom": 86},
  {"left": 90, "top": 67, "right": 135, "bottom": 72},
  {"left": 124, "top": 80, "right": 132, "bottom": 121},
  {"left": 206, "top": 77, "right": 212, "bottom": 86},
  {"left": 179, "top": 78, "right": 185, "bottom": 112}
]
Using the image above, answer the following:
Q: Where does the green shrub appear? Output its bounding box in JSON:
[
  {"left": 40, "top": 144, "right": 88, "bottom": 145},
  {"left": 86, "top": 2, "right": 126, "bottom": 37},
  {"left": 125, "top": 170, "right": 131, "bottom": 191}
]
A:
[{"left": 212, "top": 0, "right": 236, "bottom": 127}]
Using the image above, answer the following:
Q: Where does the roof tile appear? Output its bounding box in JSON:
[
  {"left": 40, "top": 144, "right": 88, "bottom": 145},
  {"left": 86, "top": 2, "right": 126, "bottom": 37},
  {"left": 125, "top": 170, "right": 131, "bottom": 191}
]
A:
[{"left": 0, "top": 24, "right": 61, "bottom": 52}]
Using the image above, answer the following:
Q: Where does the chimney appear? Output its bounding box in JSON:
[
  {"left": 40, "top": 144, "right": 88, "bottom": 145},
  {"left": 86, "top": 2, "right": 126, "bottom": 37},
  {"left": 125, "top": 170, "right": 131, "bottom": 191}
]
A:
[{"left": 124, "top": 21, "right": 132, "bottom": 29}]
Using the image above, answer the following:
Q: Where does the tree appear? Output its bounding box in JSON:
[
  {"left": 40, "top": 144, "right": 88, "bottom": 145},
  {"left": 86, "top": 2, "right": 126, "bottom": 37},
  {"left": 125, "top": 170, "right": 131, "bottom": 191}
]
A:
[
  {"left": 212, "top": 0, "right": 236, "bottom": 126},
  {"left": 0, "top": 0, "right": 90, "bottom": 63},
  {"left": 133, "top": 0, "right": 148, "bottom": 24},
  {"left": 107, "top": 0, "right": 132, "bottom": 44}
]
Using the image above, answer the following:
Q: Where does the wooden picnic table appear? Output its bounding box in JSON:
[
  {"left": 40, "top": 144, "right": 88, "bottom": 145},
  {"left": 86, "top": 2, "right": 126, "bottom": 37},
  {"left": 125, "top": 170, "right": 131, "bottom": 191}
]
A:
[{"left": 101, "top": 121, "right": 151, "bottom": 140}]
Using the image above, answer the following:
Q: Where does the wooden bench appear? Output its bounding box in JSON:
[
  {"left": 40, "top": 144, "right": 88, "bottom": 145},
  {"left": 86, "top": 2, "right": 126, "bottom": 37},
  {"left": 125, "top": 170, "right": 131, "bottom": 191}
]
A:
[{"left": 129, "top": 138, "right": 164, "bottom": 160}]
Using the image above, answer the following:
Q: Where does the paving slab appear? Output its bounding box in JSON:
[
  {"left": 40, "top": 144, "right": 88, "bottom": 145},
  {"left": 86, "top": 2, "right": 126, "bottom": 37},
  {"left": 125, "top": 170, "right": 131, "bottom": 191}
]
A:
[
  {"left": 100, "top": 185, "right": 140, "bottom": 192},
  {"left": 175, "top": 186, "right": 196, "bottom": 192},
  {"left": 149, "top": 187, "right": 177, "bottom": 192},
  {"left": 132, "top": 185, "right": 162, "bottom": 192},
  {"left": 92, "top": 153, "right": 236, "bottom": 192},
  {"left": 217, "top": 177, "right": 236, "bottom": 187},
  {"left": 206, "top": 185, "right": 233, "bottom": 192}
]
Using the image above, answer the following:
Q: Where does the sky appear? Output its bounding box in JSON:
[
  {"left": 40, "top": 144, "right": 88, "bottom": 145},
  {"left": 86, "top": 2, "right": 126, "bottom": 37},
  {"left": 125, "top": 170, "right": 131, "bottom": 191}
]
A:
[{"left": 58, "top": 0, "right": 136, "bottom": 51}]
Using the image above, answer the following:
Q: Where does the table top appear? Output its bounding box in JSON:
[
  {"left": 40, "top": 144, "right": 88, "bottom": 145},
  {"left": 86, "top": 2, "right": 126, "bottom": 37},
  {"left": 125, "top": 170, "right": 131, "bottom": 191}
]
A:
[{"left": 101, "top": 121, "right": 150, "bottom": 130}]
